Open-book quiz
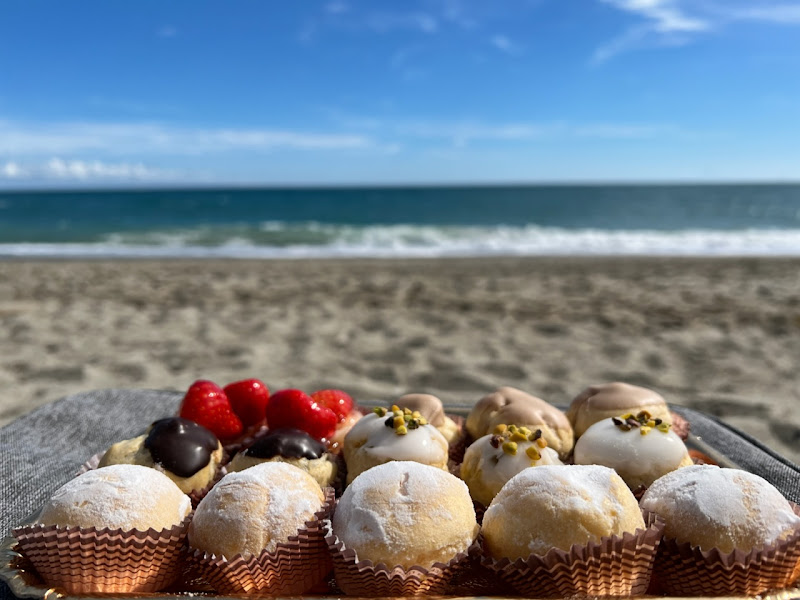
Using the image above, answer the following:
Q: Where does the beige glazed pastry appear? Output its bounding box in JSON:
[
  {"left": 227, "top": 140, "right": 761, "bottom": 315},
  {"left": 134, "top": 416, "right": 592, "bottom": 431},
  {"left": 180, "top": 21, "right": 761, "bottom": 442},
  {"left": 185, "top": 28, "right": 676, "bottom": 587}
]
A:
[
  {"left": 573, "top": 412, "right": 692, "bottom": 489},
  {"left": 189, "top": 462, "right": 325, "bottom": 558},
  {"left": 460, "top": 424, "right": 562, "bottom": 506},
  {"left": 482, "top": 464, "right": 645, "bottom": 560},
  {"left": 466, "top": 386, "right": 574, "bottom": 459},
  {"left": 99, "top": 417, "right": 224, "bottom": 494},
  {"left": 37, "top": 464, "right": 192, "bottom": 532},
  {"left": 343, "top": 406, "right": 449, "bottom": 484},
  {"left": 332, "top": 461, "right": 479, "bottom": 568},
  {"left": 567, "top": 382, "right": 672, "bottom": 438},
  {"left": 394, "top": 393, "right": 462, "bottom": 443},
  {"left": 640, "top": 464, "right": 800, "bottom": 553}
]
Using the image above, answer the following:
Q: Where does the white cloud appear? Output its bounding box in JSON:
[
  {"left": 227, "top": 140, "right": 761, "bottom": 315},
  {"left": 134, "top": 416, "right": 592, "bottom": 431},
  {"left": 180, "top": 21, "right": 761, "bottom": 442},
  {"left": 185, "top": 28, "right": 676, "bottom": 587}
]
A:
[
  {"left": 325, "top": 1, "right": 349, "bottom": 14},
  {"left": 601, "top": 0, "right": 709, "bottom": 32},
  {"left": 730, "top": 4, "right": 800, "bottom": 24},
  {"left": 157, "top": 25, "right": 177, "bottom": 38},
  {"left": 0, "top": 158, "right": 174, "bottom": 181},
  {"left": 490, "top": 34, "right": 524, "bottom": 55},
  {"left": 366, "top": 12, "right": 439, "bottom": 34},
  {"left": 0, "top": 120, "right": 374, "bottom": 156}
]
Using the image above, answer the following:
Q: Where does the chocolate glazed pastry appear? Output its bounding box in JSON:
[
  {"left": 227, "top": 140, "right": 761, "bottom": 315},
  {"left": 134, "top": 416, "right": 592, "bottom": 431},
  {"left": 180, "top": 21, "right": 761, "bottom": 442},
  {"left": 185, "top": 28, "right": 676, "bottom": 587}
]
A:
[
  {"left": 145, "top": 417, "right": 220, "bottom": 478},
  {"left": 245, "top": 428, "right": 326, "bottom": 461}
]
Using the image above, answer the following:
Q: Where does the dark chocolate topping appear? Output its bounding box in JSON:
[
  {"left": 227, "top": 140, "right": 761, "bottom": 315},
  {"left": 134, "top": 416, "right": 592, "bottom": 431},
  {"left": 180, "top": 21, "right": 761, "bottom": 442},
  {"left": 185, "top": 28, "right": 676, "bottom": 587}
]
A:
[
  {"left": 245, "top": 428, "right": 326, "bottom": 460},
  {"left": 144, "top": 417, "right": 219, "bottom": 478}
]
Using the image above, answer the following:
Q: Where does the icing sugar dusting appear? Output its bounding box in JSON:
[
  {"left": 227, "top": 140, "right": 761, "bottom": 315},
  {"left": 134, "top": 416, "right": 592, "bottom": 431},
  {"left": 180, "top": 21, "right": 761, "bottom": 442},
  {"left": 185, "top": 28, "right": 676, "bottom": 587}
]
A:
[{"left": 39, "top": 464, "right": 191, "bottom": 531}]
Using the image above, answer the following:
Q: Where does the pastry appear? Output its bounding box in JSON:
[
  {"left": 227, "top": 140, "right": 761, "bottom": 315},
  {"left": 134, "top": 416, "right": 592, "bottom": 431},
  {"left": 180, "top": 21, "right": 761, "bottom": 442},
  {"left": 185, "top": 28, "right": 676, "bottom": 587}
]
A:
[
  {"left": 567, "top": 382, "right": 672, "bottom": 438},
  {"left": 573, "top": 412, "right": 692, "bottom": 489},
  {"left": 37, "top": 464, "right": 191, "bottom": 531},
  {"left": 640, "top": 464, "right": 800, "bottom": 552},
  {"left": 342, "top": 406, "right": 449, "bottom": 484},
  {"left": 189, "top": 462, "right": 325, "bottom": 558},
  {"left": 332, "top": 461, "right": 478, "bottom": 569},
  {"left": 482, "top": 464, "right": 645, "bottom": 560},
  {"left": 99, "top": 416, "right": 224, "bottom": 494},
  {"left": 395, "top": 393, "right": 462, "bottom": 444},
  {"left": 465, "top": 386, "right": 574, "bottom": 459},
  {"left": 460, "top": 424, "right": 562, "bottom": 506},
  {"left": 227, "top": 427, "right": 338, "bottom": 488}
]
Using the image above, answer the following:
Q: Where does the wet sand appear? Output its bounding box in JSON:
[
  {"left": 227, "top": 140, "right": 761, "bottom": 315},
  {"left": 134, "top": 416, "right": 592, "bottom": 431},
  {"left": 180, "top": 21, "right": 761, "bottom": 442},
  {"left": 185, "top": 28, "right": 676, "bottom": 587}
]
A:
[{"left": 0, "top": 257, "right": 798, "bottom": 463}]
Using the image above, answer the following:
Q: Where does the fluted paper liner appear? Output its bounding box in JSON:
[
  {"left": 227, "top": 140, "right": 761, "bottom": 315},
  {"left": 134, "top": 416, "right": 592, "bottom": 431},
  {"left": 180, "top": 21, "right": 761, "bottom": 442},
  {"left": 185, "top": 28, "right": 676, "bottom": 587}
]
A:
[
  {"left": 79, "top": 451, "right": 225, "bottom": 508},
  {"left": 12, "top": 516, "right": 190, "bottom": 594},
  {"left": 481, "top": 508, "right": 665, "bottom": 598},
  {"left": 324, "top": 520, "right": 478, "bottom": 597},
  {"left": 187, "top": 487, "right": 335, "bottom": 596},
  {"left": 652, "top": 502, "right": 800, "bottom": 596}
]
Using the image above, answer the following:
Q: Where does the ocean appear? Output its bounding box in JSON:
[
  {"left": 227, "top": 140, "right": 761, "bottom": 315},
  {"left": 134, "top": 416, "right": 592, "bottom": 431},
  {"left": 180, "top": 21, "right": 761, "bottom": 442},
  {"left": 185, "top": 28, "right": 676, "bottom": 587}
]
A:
[{"left": 1, "top": 184, "right": 800, "bottom": 258}]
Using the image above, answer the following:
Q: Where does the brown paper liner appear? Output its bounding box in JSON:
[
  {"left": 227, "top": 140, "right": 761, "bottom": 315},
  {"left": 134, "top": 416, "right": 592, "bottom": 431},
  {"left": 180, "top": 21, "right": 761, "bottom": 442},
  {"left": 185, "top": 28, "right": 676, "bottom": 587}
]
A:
[
  {"left": 79, "top": 452, "right": 225, "bottom": 508},
  {"left": 651, "top": 503, "right": 800, "bottom": 596},
  {"left": 12, "top": 517, "right": 190, "bottom": 594},
  {"left": 481, "top": 508, "right": 665, "bottom": 598},
  {"left": 187, "top": 487, "right": 335, "bottom": 596},
  {"left": 324, "top": 520, "right": 478, "bottom": 596}
]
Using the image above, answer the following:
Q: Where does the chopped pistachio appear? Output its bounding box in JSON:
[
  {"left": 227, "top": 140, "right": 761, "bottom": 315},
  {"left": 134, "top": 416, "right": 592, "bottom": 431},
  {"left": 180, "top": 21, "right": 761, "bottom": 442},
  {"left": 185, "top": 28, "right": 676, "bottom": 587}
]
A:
[
  {"left": 502, "top": 441, "right": 518, "bottom": 455},
  {"left": 393, "top": 415, "right": 405, "bottom": 428},
  {"left": 373, "top": 407, "right": 387, "bottom": 417},
  {"left": 536, "top": 438, "right": 547, "bottom": 448},
  {"left": 525, "top": 445, "right": 541, "bottom": 461},
  {"left": 510, "top": 431, "right": 528, "bottom": 442},
  {"left": 396, "top": 425, "right": 408, "bottom": 435},
  {"left": 493, "top": 424, "right": 508, "bottom": 434},
  {"left": 640, "top": 426, "right": 652, "bottom": 435}
]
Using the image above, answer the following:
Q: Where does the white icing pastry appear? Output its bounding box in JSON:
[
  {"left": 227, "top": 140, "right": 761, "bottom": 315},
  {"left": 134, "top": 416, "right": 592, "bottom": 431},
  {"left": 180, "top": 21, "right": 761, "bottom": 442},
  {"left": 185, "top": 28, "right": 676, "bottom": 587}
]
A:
[
  {"left": 461, "top": 433, "right": 562, "bottom": 506},
  {"left": 343, "top": 412, "right": 449, "bottom": 484},
  {"left": 573, "top": 417, "right": 692, "bottom": 489}
]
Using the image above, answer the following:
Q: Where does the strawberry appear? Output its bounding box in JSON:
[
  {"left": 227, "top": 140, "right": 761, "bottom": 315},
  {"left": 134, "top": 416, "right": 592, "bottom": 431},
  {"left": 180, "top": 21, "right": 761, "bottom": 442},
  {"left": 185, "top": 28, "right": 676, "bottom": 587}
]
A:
[
  {"left": 179, "top": 380, "right": 243, "bottom": 441},
  {"left": 266, "top": 388, "right": 337, "bottom": 441},
  {"left": 311, "top": 389, "right": 354, "bottom": 422},
  {"left": 224, "top": 378, "right": 270, "bottom": 427}
]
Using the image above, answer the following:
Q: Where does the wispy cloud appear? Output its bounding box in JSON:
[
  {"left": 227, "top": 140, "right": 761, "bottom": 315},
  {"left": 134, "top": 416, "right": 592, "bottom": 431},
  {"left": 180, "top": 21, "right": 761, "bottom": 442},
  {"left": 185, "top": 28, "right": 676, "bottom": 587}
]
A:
[
  {"left": 157, "top": 25, "right": 177, "bottom": 38},
  {"left": 365, "top": 12, "right": 439, "bottom": 34},
  {"left": 490, "top": 34, "right": 524, "bottom": 55},
  {"left": 325, "top": 1, "right": 349, "bottom": 15},
  {"left": 595, "top": 0, "right": 800, "bottom": 63},
  {"left": 0, "top": 120, "right": 374, "bottom": 156},
  {"left": 0, "top": 158, "right": 174, "bottom": 181}
]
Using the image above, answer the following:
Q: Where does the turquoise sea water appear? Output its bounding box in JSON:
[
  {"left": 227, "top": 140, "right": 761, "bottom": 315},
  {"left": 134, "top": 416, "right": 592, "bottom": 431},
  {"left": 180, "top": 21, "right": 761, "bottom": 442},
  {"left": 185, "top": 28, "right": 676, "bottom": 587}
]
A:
[{"left": 1, "top": 184, "right": 800, "bottom": 257}]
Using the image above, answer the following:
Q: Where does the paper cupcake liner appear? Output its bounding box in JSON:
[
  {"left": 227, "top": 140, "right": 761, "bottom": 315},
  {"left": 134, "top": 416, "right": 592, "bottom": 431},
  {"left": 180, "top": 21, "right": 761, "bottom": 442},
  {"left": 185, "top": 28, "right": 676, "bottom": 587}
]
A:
[
  {"left": 79, "top": 452, "right": 226, "bottom": 508},
  {"left": 447, "top": 414, "right": 468, "bottom": 464},
  {"left": 481, "top": 509, "right": 665, "bottom": 598},
  {"left": 12, "top": 517, "right": 191, "bottom": 594},
  {"left": 324, "top": 520, "right": 478, "bottom": 596},
  {"left": 651, "top": 503, "right": 800, "bottom": 596},
  {"left": 187, "top": 487, "right": 335, "bottom": 596}
]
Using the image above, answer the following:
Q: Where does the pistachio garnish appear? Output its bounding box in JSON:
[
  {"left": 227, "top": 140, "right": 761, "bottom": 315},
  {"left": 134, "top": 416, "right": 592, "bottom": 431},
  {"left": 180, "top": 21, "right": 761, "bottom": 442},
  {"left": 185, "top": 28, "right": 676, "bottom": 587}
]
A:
[
  {"left": 612, "top": 410, "right": 671, "bottom": 435},
  {"left": 382, "top": 405, "right": 429, "bottom": 435},
  {"left": 491, "top": 424, "right": 548, "bottom": 457}
]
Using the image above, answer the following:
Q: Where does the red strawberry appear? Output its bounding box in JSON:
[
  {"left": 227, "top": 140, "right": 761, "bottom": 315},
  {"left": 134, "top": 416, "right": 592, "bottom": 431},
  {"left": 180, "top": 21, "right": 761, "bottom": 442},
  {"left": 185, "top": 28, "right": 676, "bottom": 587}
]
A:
[
  {"left": 266, "top": 388, "right": 337, "bottom": 441},
  {"left": 179, "top": 380, "right": 243, "bottom": 441},
  {"left": 224, "top": 378, "right": 270, "bottom": 427},
  {"left": 311, "top": 389, "right": 354, "bottom": 422}
]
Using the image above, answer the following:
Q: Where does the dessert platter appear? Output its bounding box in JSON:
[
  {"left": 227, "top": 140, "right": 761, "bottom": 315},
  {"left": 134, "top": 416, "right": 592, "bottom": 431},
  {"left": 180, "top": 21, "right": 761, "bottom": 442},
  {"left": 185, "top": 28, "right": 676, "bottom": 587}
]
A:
[{"left": 1, "top": 380, "right": 799, "bottom": 600}]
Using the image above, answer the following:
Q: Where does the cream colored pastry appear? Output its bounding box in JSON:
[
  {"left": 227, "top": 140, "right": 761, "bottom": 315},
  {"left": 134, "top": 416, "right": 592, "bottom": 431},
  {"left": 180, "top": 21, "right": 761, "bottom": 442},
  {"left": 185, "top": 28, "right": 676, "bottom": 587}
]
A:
[
  {"left": 573, "top": 414, "right": 692, "bottom": 489},
  {"left": 189, "top": 462, "right": 325, "bottom": 559},
  {"left": 226, "top": 427, "right": 337, "bottom": 488},
  {"left": 567, "top": 382, "right": 672, "bottom": 438},
  {"left": 99, "top": 417, "right": 224, "bottom": 494},
  {"left": 640, "top": 465, "right": 800, "bottom": 553},
  {"left": 343, "top": 407, "right": 449, "bottom": 484},
  {"left": 466, "top": 387, "right": 573, "bottom": 459},
  {"left": 482, "top": 464, "right": 645, "bottom": 560},
  {"left": 460, "top": 425, "right": 563, "bottom": 506},
  {"left": 395, "top": 393, "right": 462, "bottom": 444},
  {"left": 37, "top": 464, "right": 191, "bottom": 532},
  {"left": 333, "top": 461, "right": 479, "bottom": 569}
]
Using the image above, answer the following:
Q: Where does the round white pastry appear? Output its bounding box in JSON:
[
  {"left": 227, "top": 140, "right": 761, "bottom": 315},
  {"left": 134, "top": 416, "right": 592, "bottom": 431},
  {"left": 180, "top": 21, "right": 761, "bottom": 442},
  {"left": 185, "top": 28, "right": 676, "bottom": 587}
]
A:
[
  {"left": 343, "top": 411, "right": 449, "bottom": 484},
  {"left": 189, "top": 462, "right": 325, "bottom": 558},
  {"left": 567, "top": 382, "right": 672, "bottom": 438},
  {"left": 482, "top": 464, "right": 645, "bottom": 560},
  {"left": 333, "top": 461, "right": 479, "bottom": 568},
  {"left": 640, "top": 465, "right": 800, "bottom": 553},
  {"left": 37, "top": 464, "right": 192, "bottom": 532},
  {"left": 395, "top": 393, "right": 462, "bottom": 444},
  {"left": 573, "top": 417, "right": 692, "bottom": 489},
  {"left": 460, "top": 431, "right": 562, "bottom": 506}
]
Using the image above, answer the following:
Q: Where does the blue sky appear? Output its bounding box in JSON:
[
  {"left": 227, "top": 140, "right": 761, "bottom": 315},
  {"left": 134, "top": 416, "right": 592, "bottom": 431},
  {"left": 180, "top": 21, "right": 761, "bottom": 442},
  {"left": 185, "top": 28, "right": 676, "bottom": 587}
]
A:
[{"left": 2, "top": 0, "right": 800, "bottom": 187}]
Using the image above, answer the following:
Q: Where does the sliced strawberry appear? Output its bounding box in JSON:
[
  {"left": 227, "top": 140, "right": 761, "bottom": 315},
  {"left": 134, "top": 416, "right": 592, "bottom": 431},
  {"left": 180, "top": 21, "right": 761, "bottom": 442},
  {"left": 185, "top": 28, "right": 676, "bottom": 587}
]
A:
[
  {"left": 179, "top": 379, "right": 243, "bottom": 441},
  {"left": 266, "top": 388, "right": 337, "bottom": 441},
  {"left": 224, "top": 378, "right": 270, "bottom": 427},
  {"left": 311, "top": 389, "right": 354, "bottom": 422}
]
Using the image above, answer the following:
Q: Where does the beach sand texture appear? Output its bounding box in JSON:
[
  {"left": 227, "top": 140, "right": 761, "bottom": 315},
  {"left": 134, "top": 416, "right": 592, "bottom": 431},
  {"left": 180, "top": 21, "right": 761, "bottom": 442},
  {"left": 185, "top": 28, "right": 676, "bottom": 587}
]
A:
[{"left": 0, "top": 257, "right": 798, "bottom": 464}]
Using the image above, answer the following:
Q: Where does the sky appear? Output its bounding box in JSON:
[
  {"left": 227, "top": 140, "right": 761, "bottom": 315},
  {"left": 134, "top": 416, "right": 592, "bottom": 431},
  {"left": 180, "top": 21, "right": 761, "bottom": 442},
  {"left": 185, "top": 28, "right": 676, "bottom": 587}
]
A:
[{"left": 1, "top": 0, "right": 800, "bottom": 187}]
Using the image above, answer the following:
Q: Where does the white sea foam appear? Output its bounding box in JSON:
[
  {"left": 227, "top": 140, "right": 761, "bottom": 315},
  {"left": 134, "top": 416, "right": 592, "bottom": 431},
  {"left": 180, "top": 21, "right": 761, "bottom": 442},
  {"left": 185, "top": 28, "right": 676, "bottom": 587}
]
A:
[{"left": 1, "top": 224, "right": 800, "bottom": 258}]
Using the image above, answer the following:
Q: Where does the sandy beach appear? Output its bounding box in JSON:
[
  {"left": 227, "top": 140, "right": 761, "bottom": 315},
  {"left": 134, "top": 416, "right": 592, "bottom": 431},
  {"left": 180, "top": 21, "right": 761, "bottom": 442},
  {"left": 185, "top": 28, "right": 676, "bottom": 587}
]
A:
[{"left": 0, "top": 257, "right": 798, "bottom": 464}]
